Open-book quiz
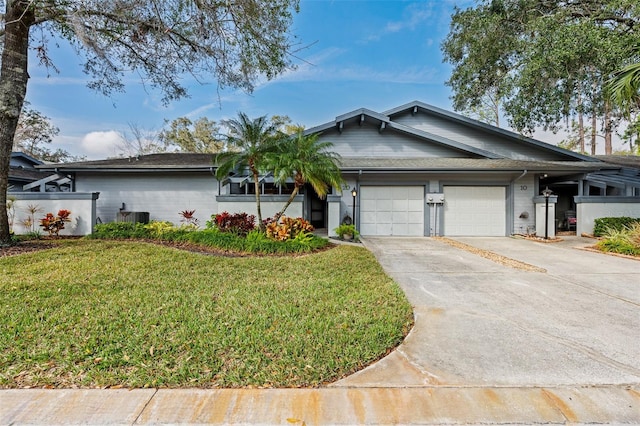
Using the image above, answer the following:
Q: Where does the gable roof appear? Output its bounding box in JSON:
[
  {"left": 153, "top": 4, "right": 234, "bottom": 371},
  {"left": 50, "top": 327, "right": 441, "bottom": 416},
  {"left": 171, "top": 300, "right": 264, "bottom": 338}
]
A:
[
  {"left": 306, "top": 107, "right": 501, "bottom": 159},
  {"left": 384, "top": 101, "right": 598, "bottom": 162},
  {"left": 10, "top": 151, "right": 44, "bottom": 167}
]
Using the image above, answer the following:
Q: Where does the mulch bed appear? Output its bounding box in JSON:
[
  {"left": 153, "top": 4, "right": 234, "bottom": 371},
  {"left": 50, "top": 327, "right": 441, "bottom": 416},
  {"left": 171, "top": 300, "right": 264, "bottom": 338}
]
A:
[{"left": 0, "top": 241, "right": 56, "bottom": 258}]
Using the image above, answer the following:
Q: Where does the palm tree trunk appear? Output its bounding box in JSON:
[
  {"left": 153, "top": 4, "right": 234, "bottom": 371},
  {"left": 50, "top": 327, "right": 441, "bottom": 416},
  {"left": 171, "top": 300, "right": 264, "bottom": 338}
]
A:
[
  {"left": 274, "top": 185, "right": 300, "bottom": 220},
  {"left": 0, "top": 1, "right": 34, "bottom": 244},
  {"left": 252, "top": 168, "right": 265, "bottom": 232}
]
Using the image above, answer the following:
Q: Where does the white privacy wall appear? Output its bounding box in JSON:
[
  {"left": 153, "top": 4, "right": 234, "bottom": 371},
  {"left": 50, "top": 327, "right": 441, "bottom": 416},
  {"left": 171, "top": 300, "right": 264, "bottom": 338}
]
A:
[
  {"left": 9, "top": 193, "right": 99, "bottom": 236},
  {"left": 75, "top": 172, "right": 218, "bottom": 225},
  {"left": 575, "top": 197, "right": 640, "bottom": 235}
]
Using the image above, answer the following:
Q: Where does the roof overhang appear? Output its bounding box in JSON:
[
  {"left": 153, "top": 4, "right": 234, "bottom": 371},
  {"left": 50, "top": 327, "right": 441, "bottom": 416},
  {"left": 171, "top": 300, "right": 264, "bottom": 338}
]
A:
[{"left": 338, "top": 158, "right": 611, "bottom": 174}]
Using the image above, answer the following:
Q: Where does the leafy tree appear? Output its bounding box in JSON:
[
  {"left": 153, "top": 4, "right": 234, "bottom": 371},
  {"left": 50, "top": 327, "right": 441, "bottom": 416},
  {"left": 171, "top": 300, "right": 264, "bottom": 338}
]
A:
[
  {"left": 442, "top": 0, "right": 640, "bottom": 155},
  {"left": 215, "top": 113, "right": 281, "bottom": 231},
  {"left": 0, "top": 0, "right": 300, "bottom": 244},
  {"left": 270, "top": 114, "right": 305, "bottom": 135},
  {"left": 267, "top": 132, "right": 344, "bottom": 220},
  {"left": 12, "top": 103, "right": 83, "bottom": 162},
  {"left": 159, "top": 117, "right": 223, "bottom": 153}
]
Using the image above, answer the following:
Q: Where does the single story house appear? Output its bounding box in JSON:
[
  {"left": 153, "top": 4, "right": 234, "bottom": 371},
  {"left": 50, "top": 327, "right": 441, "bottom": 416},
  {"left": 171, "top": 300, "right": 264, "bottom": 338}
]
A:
[
  {"left": 9, "top": 152, "right": 67, "bottom": 192},
  {"left": 33, "top": 101, "right": 640, "bottom": 237}
]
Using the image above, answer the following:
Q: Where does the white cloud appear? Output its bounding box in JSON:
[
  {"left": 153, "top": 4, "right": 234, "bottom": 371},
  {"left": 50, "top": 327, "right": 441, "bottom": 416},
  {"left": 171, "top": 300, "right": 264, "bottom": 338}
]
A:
[
  {"left": 385, "top": 3, "right": 435, "bottom": 34},
  {"left": 80, "top": 130, "right": 125, "bottom": 159}
]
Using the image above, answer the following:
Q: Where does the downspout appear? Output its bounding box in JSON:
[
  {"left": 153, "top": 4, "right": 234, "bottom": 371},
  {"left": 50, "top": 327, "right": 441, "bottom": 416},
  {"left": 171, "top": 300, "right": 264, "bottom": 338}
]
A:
[{"left": 513, "top": 169, "right": 528, "bottom": 183}]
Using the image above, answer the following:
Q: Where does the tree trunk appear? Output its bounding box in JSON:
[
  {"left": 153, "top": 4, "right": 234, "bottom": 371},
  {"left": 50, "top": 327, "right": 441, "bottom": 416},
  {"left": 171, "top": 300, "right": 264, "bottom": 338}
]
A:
[
  {"left": 577, "top": 95, "right": 585, "bottom": 153},
  {"left": 274, "top": 185, "right": 300, "bottom": 220},
  {"left": 251, "top": 167, "right": 265, "bottom": 232},
  {"left": 603, "top": 102, "right": 612, "bottom": 155},
  {"left": 0, "top": 1, "right": 35, "bottom": 244},
  {"left": 590, "top": 113, "right": 597, "bottom": 156}
]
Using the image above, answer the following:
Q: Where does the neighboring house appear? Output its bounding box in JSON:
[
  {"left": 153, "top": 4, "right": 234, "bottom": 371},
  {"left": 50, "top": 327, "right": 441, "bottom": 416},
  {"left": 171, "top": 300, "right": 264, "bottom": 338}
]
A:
[
  {"left": 9, "top": 152, "right": 71, "bottom": 192},
  {"left": 36, "top": 101, "right": 640, "bottom": 236}
]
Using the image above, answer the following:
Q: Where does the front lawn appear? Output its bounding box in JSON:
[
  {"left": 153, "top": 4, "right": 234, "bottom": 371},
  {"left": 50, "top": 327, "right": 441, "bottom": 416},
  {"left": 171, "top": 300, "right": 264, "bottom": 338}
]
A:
[{"left": 0, "top": 240, "right": 413, "bottom": 388}]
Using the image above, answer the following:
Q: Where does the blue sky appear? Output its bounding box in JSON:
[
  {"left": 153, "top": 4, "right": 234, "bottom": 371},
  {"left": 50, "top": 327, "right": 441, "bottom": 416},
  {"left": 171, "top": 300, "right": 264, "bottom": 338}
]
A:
[{"left": 25, "top": 0, "right": 474, "bottom": 159}]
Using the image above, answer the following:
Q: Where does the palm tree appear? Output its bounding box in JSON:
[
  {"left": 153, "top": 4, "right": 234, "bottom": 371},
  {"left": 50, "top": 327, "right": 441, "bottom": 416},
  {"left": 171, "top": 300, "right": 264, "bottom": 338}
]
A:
[
  {"left": 609, "top": 60, "right": 640, "bottom": 117},
  {"left": 267, "top": 132, "right": 344, "bottom": 220},
  {"left": 215, "top": 113, "right": 280, "bottom": 231}
]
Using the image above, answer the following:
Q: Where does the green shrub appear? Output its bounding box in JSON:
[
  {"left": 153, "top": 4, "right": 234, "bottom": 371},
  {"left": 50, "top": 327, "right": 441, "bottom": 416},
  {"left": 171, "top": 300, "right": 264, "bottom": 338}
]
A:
[
  {"left": 593, "top": 217, "right": 640, "bottom": 237},
  {"left": 91, "top": 222, "right": 150, "bottom": 239},
  {"left": 144, "top": 221, "right": 176, "bottom": 238},
  {"left": 92, "top": 220, "right": 330, "bottom": 255}
]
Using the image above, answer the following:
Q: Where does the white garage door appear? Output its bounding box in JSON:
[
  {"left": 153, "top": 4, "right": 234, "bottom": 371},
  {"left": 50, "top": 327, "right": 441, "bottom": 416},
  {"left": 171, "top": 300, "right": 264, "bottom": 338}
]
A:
[
  {"left": 360, "top": 186, "right": 424, "bottom": 236},
  {"left": 444, "top": 186, "right": 506, "bottom": 236}
]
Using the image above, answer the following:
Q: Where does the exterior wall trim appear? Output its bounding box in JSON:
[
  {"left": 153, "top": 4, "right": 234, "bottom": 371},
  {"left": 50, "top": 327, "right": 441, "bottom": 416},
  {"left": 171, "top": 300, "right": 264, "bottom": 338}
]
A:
[{"left": 574, "top": 196, "right": 640, "bottom": 203}]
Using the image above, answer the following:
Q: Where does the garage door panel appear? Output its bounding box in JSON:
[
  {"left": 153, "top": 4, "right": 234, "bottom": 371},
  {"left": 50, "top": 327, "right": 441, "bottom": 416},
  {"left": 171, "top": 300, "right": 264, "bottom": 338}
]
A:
[
  {"left": 407, "top": 187, "right": 423, "bottom": 198},
  {"left": 359, "top": 186, "right": 424, "bottom": 236},
  {"left": 408, "top": 211, "right": 423, "bottom": 223},
  {"left": 407, "top": 199, "right": 423, "bottom": 211},
  {"left": 392, "top": 199, "right": 408, "bottom": 210},
  {"left": 444, "top": 186, "right": 506, "bottom": 236},
  {"left": 361, "top": 201, "right": 374, "bottom": 211}
]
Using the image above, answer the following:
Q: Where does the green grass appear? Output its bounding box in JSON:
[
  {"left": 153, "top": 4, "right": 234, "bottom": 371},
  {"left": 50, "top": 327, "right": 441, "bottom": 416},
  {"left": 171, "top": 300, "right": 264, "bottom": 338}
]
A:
[{"left": 0, "top": 240, "right": 413, "bottom": 389}]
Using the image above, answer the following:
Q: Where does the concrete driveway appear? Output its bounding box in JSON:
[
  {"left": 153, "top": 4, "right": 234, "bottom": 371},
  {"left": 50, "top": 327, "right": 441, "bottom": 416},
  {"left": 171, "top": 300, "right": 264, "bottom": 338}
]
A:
[{"left": 334, "top": 236, "right": 640, "bottom": 388}]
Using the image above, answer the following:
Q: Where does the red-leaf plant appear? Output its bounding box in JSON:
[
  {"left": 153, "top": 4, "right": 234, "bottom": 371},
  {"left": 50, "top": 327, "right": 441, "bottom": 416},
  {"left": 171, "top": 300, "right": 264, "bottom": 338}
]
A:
[{"left": 39, "top": 209, "right": 72, "bottom": 237}]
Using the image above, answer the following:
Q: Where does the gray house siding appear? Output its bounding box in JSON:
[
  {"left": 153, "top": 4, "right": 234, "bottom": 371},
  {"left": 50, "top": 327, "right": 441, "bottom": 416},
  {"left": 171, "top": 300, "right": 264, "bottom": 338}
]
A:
[
  {"left": 320, "top": 124, "right": 470, "bottom": 158},
  {"left": 75, "top": 172, "right": 218, "bottom": 225},
  {"left": 391, "top": 112, "right": 569, "bottom": 161}
]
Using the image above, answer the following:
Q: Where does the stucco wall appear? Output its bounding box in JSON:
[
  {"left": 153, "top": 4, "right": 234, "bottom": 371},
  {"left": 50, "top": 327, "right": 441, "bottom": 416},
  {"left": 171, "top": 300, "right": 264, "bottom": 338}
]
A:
[
  {"left": 575, "top": 197, "right": 640, "bottom": 235},
  {"left": 8, "top": 192, "right": 99, "bottom": 236},
  {"left": 75, "top": 172, "right": 218, "bottom": 225}
]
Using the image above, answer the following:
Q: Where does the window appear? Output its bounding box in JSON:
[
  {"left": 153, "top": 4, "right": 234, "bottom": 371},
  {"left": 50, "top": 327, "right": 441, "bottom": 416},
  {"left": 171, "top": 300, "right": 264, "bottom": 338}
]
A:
[{"left": 228, "top": 181, "right": 301, "bottom": 195}]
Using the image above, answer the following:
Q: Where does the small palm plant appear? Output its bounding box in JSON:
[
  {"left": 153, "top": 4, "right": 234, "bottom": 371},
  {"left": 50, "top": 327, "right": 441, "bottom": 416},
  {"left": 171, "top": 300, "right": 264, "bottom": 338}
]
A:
[{"left": 266, "top": 132, "right": 344, "bottom": 220}]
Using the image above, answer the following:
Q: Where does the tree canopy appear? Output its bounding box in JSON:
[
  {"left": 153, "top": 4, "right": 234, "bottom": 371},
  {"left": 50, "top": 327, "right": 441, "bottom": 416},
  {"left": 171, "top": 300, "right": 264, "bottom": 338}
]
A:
[
  {"left": 441, "top": 0, "right": 640, "bottom": 155},
  {"left": 159, "top": 117, "right": 224, "bottom": 153},
  {"left": 0, "top": 0, "right": 300, "bottom": 243}
]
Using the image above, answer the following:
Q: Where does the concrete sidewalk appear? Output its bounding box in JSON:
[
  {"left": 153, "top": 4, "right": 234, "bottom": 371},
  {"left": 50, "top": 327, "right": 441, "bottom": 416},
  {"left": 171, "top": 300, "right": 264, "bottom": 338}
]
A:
[
  {"left": 3, "top": 236, "right": 639, "bottom": 425},
  {"left": 3, "top": 386, "right": 640, "bottom": 424}
]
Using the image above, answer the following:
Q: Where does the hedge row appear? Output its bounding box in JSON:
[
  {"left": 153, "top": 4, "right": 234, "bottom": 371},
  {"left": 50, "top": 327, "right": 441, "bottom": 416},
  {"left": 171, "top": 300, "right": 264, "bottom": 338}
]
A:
[
  {"left": 593, "top": 217, "right": 640, "bottom": 237},
  {"left": 89, "top": 222, "right": 329, "bottom": 254}
]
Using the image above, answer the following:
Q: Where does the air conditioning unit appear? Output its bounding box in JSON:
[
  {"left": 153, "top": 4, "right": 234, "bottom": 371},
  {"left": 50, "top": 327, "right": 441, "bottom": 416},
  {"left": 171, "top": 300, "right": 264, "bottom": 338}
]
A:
[{"left": 116, "top": 211, "right": 150, "bottom": 224}]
